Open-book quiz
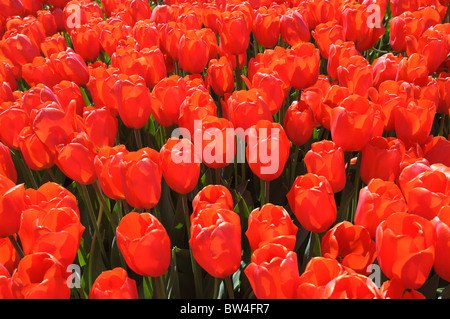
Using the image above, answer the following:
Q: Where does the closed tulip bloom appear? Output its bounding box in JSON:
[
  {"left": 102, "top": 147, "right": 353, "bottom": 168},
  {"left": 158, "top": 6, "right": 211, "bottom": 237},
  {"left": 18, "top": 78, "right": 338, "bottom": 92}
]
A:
[
  {"left": 223, "top": 88, "right": 272, "bottom": 133},
  {"left": 94, "top": 145, "right": 128, "bottom": 200},
  {"left": 190, "top": 207, "right": 241, "bottom": 278},
  {"left": 341, "top": 2, "right": 385, "bottom": 52},
  {"left": 354, "top": 178, "right": 407, "bottom": 239},
  {"left": 327, "top": 40, "right": 362, "bottom": 80},
  {"left": 394, "top": 98, "right": 436, "bottom": 147},
  {"left": 284, "top": 100, "right": 315, "bottom": 146},
  {"left": 178, "top": 29, "right": 210, "bottom": 75},
  {"left": 194, "top": 115, "right": 236, "bottom": 169},
  {"left": 282, "top": 43, "right": 320, "bottom": 91},
  {"left": 280, "top": 9, "right": 310, "bottom": 47},
  {"left": 40, "top": 34, "right": 68, "bottom": 58},
  {"left": 371, "top": 53, "right": 403, "bottom": 89},
  {"left": 119, "top": 147, "right": 162, "bottom": 209},
  {"left": 18, "top": 126, "right": 56, "bottom": 171},
  {"left": 219, "top": 10, "right": 251, "bottom": 55},
  {"left": 436, "top": 72, "right": 450, "bottom": 114},
  {"left": 117, "top": 212, "right": 171, "bottom": 277},
  {"left": 206, "top": 56, "right": 235, "bottom": 97},
  {"left": 86, "top": 62, "right": 120, "bottom": 111},
  {"left": 287, "top": 173, "right": 337, "bottom": 233},
  {"left": 323, "top": 273, "right": 382, "bottom": 299},
  {"left": 18, "top": 206, "right": 85, "bottom": 268},
  {"left": 246, "top": 120, "right": 291, "bottom": 181},
  {"left": 401, "top": 169, "right": 450, "bottom": 220},
  {"left": 110, "top": 74, "right": 152, "bottom": 130},
  {"left": 150, "top": 75, "right": 187, "bottom": 127},
  {"left": 82, "top": 106, "right": 117, "bottom": 150},
  {"left": 22, "top": 56, "right": 63, "bottom": 88},
  {"left": 294, "top": 257, "right": 348, "bottom": 299},
  {"left": 133, "top": 19, "right": 160, "bottom": 50},
  {"left": 52, "top": 80, "right": 86, "bottom": 116},
  {"left": 311, "top": 21, "right": 345, "bottom": 60},
  {"left": 246, "top": 204, "right": 298, "bottom": 252},
  {"left": 395, "top": 53, "right": 429, "bottom": 87},
  {"left": 0, "top": 183, "right": 27, "bottom": 238},
  {"left": 250, "top": 70, "right": 288, "bottom": 116},
  {"left": 360, "top": 137, "right": 405, "bottom": 185},
  {"left": 244, "top": 243, "right": 299, "bottom": 299},
  {"left": 0, "top": 32, "right": 40, "bottom": 67},
  {"left": 11, "top": 252, "right": 70, "bottom": 299},
  {"left": 70, "top": 23, "right": 101, "bottom": 62},
  {"left": 160, "top": 138, "right": 200, "bottom": 195},
  {"left": 337, "top": 55, "right": 374, "bottom": 99},
  {"left": 330, "top": 95, "right": 377, "bottom": 152},
  {"left": 304, "top": 140, "right": 346, "bottom": 193},
  {"left": 55, "top": 132, "right": 98, "bottom": 185},
  {"left": 431, "top": 206, "right": 450, "bottom": 282},
  {"left": 252, "top": 7, "right": 281, "bottom": 48},
  {"left": 89, "top": 267, "right": 138, "bottom": 299},
  {"left": 50, "top": 48, "right": 90, "bottom": 87},
  {"left": 376, "top": 212, "right": 436, "bottom": 290},
  {"left": 321, "top": 221, "right": 376, "bottom": 275},
  {"left": 192, "top": 184, "right": 234, "bottom": 216}
]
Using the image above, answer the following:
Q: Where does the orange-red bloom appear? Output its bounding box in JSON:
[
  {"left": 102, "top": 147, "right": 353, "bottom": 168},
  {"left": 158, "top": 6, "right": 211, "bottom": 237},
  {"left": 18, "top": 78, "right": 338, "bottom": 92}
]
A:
[
  {"left": 119, "top": 147, "right": 162, "bottom": 209},
  {"left": 304, "top": 140, "right": 346, "bottom": 193},
  {"left": 246, "top": 204, "right": 298, "bottom": 252},
  {"left": 190, "top": 206, "right": 241, "bottom": 278},
  {"left": 116, "top": 212, "right": 171, "bottom": 277},
  {"left": 178, "top": 29, "right": 210, "bottom": 75},
  {"left": 287, "top": 173, "right": 337, "bottom": 233},
  {"left": 284, "top": 100, "right": 315, "bottom": 147},
  {"left": 89, "top": 267, "right": 138, "bottom": 299},
  {"left": 11, "top": 252, "right": 70, "bottom": 299},
  {"left": 82, "top": 106, "right": 118, "bottom": 150},
  {"left": 206, "top": 56, "right": 235, "bottom": 97},
  {"left": 0, "top": 183, "right": 27, "bottom": 238},
  {"left": 321, "top": 221, "right": 377, "bottom": 275},
  {"left": 354, "top": 178, "right": 407, "bottom": 240},
  {"left": 219, "top": 10, "right": 251, "bottom": 55},
  {"left": 431, "top": 206, "right": 450, "bottom": 282},
  {"left": 160, "top": 137, "right": 200, "bottom": 194},
  {"left": 376, "top": 212, "right": 436, "bottom": 290},
  {"left": 280, "top": 9, "right": 310, "bottom": 47},
  {"left": 192, "top": 184, "right": 234, "bottom": 216},
  {"left": 322, "top": 273, "right": 382, "bottom": 299},
  {"left": 244, "top": 243, "right": 299, "bottom": 299},
  {"left": 246, "top": 120, "right": 291, "bottom": 181},
  {"left": 49, "top": 48, "right": 90, "bottom": 87},
  {"left": 253, "top": 6, "right": 281, "bottom": 49}
]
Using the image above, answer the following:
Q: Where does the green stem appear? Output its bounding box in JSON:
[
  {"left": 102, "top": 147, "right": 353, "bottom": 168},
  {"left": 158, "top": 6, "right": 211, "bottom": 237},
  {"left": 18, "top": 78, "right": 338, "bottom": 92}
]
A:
[
  {"left": 182, "top": 193, "right": 203, "bottom": 299},
  {"left": 290, "top": 144, "right": 300, "bottom": 187},
  {"left": 215, "top": 168, "right": 221, "bottom": 185},
  {"left": 225, "top": 276, "right": 235, "bottom": 299},
  {"left": 213, "top": 277, "right": 221, "bottom": 299},
  {"left": 134, "top": 129, "right": 143, "bottom": 149},
  {"left": 8, "top": 235, "right": 25, "bottom": 259},
  {"left": 93, "top": 181, "right": 117, "bottom": 230},
  {"left": 439, "top": 114, "right": 447, "bottom": 137},
  {"left": 265, "top": 179, "right": 270, "bottom": 205},
  {"left": 80, "top": 183, "right": 108, "bottom": 265},
  {"left": 350, "top": 153, "right": 362, "bottom": 223},
  {"left": 154, "top": 275, "right": 167, "bottom": 299}
]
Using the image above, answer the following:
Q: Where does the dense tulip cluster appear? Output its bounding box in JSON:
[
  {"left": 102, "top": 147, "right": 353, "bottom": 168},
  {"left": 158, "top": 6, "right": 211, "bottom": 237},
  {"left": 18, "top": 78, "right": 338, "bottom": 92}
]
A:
[{"left": 0, "top": 0, "right": 449, "bottom": 300}]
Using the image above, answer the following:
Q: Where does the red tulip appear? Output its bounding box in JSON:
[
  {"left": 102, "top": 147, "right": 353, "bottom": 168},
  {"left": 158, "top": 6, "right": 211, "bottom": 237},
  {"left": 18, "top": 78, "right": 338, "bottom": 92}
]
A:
[
  {"left": 294, "top": 257, "right": 348, "bottom": 299},
  {"left": 206, "top": 56, "right": 235, "bottom": 97},
  {"left": 360, "top": 137, "right": 405, "bottom": 185},
  {"left": 253, "top": 6, "right": 281, "bottom": 48},
  {"left": 327, "top": 40, "right": 362, "bottom": 81},
  {"left": 119, "top": 147, "right": 162, "bottom": 209},
  {"left": 160, "top": 138, "right": 200, "bottom": 194},
  {"left": 436, "top": 72, "right": 450, "bottom": 114},
  {"left": 330, "top": 95, "right": 377, "bottom": 152},
  {"left": 219, "top": 10, "right": 251, "bottom": 55},
  {"left": 49, "top": 48, "right": 90, "bottom": 87},
  {"left": 70, "top": 22, "right": 101, "bottom": 62},
  {"left": 190, "top": 206, "right": 241, "bottom": 278},
  {"left": 354, "top": 178, "right": 407, "bottom": 240},
  {"left": 431, "top": 206, "right": 450, "bottom": 282},
  {"left": 304, "top": 140, "right": 346, "bottom": 193},
  {"left": 246, "top": 120, "right": 291, "bottom": 181},
  {"left": 0, "top": 236, "right": 19, "bottom": 275},
  {"left": 89, "top": 267, "right": 138, "bottom": 299},
  {"left": 376, "top": 212, "right": 436, "bottom": 290},
  {"left": 423, "top": 136, "right": 450, "bottom": 168},
  {"left": 18, "top": 126, "right": 56, "bottom": 171},
  {"left": 287, "top": 173, "right": 337, "bottom": 233},
  {"left": 55, "top": 132, "right": 98, "bottom": 185},
  {"left": 192, "top": 184, "right": 234, "bottom": 216},
  {"left": 193, "top": 115, "right": 236, "bottom": 169},
  {"left": 372, "top": 53, "right": 403, "bottom": 89},
  {"left": 0, "top": 31, "right": 40, "bottom": 67},
  {"left": 280, "top": 9, "right": 310, "bottom": 47},
  {"left": 110, "top": 74, "right": 152, "bottom": 130},
  {"left": 0, "top": 183, "right": 27, "bottom": 238},
  {"left": 178, "top": 29, "right": 210, "bottom": 75},
  {"left": 11, "top": 252, "right": 70, "bottom": 299},
  {"left": 0, "top": 142, "right": 17, "bottom": 183},
  {"left": 380, "top": 279, "right": 425, "bottom": 299},
  {"left": 337, "top": 55, "right": 374, "bottom": 99},
  {"left": 244, "top": 243, "right": 299, "bottom": 299},
  {"left": 321, "top": 221, "right": 377, "bottom": 275},
  {"left": 284, "top": 100, "right": 315, "bottom": 147},
  {"left": 246, "top": 204, "right": 298, "bottom": 251},
  {"left": 116, "top": 212, "right": 171, "bottom": 277}
]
